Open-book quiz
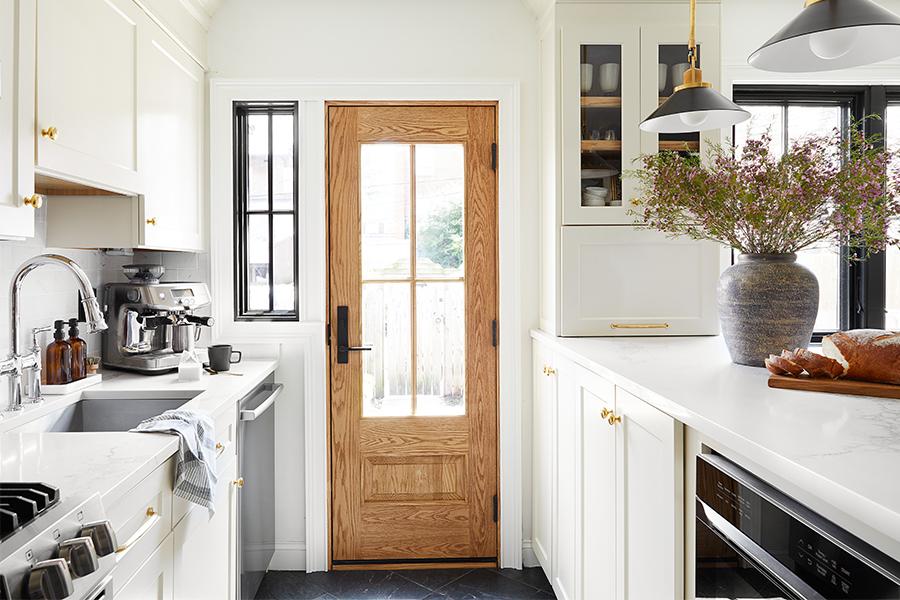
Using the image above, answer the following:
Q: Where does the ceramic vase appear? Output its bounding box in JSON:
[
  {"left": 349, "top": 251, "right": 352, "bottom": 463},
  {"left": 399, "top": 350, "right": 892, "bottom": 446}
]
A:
[{"left": 717, "top": 253, "right": 819, "bottom": 367}]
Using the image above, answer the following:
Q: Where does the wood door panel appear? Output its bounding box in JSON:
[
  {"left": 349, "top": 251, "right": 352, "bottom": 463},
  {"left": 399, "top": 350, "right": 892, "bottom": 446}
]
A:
[
  {"left": 329, "top": 103, "right": 498, "bottom": 565},
  {"left": 359, "top": 419, "right": 469, "bottom": 454},
  {"left": 363, "top": 455, "right": 468, "bottom": 502},
  {"left": 356, "top": 106, "right": 469, "bottom": 142}
]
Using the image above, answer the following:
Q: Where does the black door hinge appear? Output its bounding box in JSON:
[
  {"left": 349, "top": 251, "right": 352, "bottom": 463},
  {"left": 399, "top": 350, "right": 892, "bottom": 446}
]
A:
[
  {"left": 492, "top": 494, "right": 499, "bottom": 523},
  {"left": 326, "top": 323, "right": 331, "bottom": 346},
  {"left": 491, "top": 319, "right": 498, "bottom": 347},
  {"left": 491, "top": 143, "right": 497, "bottom": 171}
]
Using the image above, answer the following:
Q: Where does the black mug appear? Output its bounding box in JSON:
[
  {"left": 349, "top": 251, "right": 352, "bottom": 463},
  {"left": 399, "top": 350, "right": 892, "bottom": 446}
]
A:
[{"left": 208, "top": 345, "right": 242, "bottom": 371}]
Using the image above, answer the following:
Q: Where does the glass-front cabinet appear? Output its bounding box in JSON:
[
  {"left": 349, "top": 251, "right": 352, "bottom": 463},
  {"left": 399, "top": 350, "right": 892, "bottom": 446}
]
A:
[
  {"left": 563, "top": 25, "right": 640, "bottom": 225},
  {"left": 561, "top": 23, "right": 720, "bottom": 225}
]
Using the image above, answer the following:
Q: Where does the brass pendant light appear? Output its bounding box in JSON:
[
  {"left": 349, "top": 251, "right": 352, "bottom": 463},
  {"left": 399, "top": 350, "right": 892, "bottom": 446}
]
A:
[
  {"left": 749, "top": 0, "right": 900, "bottom": 72},
  {"left": 640, "top": 0, "right": 750, "bottom": 134}
]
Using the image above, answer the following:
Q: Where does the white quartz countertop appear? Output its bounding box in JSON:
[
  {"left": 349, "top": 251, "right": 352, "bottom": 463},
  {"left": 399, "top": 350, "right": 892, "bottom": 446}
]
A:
[
  {"left": 532, "top": 330, "right": 900, "bottom": 561},
  {"left": 0, "top": 359, "right": 278, "bottom": 504}
]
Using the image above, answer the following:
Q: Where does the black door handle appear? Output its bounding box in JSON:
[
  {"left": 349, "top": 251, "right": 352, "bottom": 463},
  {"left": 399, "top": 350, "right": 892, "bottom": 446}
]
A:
[{"left": 336, "top": 305, "right": 373, "bottom": 364}]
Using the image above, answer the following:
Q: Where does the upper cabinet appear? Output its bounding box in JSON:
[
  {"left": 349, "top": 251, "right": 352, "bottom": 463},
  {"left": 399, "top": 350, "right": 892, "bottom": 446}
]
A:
[
  {"left": 540, "top": 2, "right": 724, "bottom": 336},
  {"left": 35, "top": 0, "right": 143, "bottom": 193},
  {"left": 17, "top": 0, "right": 207, "bottom": 251},
  {"left": 139, "top": 25, "right": 204, "bottom": 250}
]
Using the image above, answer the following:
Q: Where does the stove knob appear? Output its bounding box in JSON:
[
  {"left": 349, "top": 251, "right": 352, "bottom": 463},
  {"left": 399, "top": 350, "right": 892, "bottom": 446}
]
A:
[
  {"left": 58, "top": 536, "right": 99, "bottom": 578},
  {"left": 78, "top": 520, "right": 118, "bottom": 557},
  {"left": 26, "top": 558, "right": 74, "bottom": 600}
]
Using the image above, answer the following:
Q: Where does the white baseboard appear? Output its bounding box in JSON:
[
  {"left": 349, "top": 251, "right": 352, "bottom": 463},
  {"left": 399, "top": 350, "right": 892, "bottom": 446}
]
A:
[
  {"left": 522, "top": 539, "right": 540, "bottom": 568},
  {"left": 268, "top": 541, "right": 307, "bottom": 571}
]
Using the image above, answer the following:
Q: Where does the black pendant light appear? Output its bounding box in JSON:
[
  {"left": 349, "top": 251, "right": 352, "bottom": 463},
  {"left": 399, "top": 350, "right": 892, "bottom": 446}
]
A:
[
  {"left": 640, "top": 0, "right": 750, "bottom": 134},
  {"left": 750, "top": 0, "right": 900, "bottom": 72}
]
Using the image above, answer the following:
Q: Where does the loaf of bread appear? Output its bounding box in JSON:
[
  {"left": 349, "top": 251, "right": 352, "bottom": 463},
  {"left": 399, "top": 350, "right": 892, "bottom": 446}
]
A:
[{"left": 821, "top": 329, "right": 900, "bottom": 385}]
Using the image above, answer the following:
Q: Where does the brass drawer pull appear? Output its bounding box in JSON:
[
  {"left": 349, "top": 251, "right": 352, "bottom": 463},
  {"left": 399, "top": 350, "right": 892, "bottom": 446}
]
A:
[
  {"left": 543, "top": 365, "right": 557, "bottom": 376},
  {"left": 601, "top": 407, "right": 613, "bottom": 419},
  {"left": 610, "top": 323, "right": 670, "bottom": 329},
  {"left": 41, "top": 126, "right": 58, "bottom": 140},
  {"left": 607, "top": 412, "right": 622, "bottom": 426},
  {"left": 146, "top": 217, "right": 157, "bottom": 226},
  {"left": 115, "top": 507, "right": 159, "bottom": 555},
  {"left": 232, "top": 478, "right": 244, "bottom": 488}
]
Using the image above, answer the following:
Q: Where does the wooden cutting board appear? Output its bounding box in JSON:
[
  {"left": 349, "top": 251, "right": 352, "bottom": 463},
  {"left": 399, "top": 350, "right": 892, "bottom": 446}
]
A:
[{"left": 768, "top": 374, "right": 900, "bottom": 399}]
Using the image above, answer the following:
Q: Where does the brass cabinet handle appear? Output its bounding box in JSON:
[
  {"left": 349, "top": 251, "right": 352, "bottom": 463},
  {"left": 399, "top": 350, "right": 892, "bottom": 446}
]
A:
[
  {"left": 146, "top": 217, "right": 157, "bottom": 226},
  {"left": 610, "top": 323, "right": 670, "bottom": 329},
  {"left": 607, "top": 413, "right": 622, "bottom": 426},
  {"left": 40, "top": 126, "right": 58, "bottom": 140},
  {"left": 23, "top": 194, "right": 43, "bottom": 209},
  {"left": 115, "top": 507, "right": 159, "bottom": 555},
  {"left": 215, "top": 442, "right": 226, "bottom": 456},
  {"left": 232, "top": 478, "right": 244, "bottom": 488},
  {"left": 543, "top": 365, "right": 557, "bottom": 376},
  {"left": 601, "top": 407, "right": 613, "bottom": 419}
]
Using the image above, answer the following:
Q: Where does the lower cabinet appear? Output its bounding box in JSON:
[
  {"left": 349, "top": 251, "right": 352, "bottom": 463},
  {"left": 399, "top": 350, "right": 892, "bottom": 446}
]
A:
[
  {"left": 532, "top": 337, "right": 684, "bottom": 600},
  {"left": 173, "top": 458, "right": 239, "bottom": 600},
  {"left": 115, "top": 534, "right": 174, "bottom": 600}
]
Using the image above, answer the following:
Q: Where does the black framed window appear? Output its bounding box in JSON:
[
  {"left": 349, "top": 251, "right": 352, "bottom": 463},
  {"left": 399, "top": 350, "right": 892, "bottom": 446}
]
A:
[
  {"left": 233, "top": 102, "right": 300, "bottom": 321},
  {"left": 733, "top": 85, "right": 892, "bottom": 341}
]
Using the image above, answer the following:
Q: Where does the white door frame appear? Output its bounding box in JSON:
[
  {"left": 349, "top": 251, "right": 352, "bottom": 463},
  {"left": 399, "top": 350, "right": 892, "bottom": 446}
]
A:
[{"left": 209, "top": 80, "right": 523, "bottom": 571}]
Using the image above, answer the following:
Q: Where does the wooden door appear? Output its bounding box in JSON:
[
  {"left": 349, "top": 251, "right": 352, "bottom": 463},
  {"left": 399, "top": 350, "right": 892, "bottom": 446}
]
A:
[{"left": 328, "top": 104, "right": 498, "bottom": 565}]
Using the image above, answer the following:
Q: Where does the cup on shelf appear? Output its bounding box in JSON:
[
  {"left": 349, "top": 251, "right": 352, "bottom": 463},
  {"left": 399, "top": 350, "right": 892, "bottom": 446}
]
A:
[
  {"left": 582, "top": 186, "right": 609, "bottom": 207},
  {"left": 599, "top": 63, "right": 619, "bottom": 94},
  {"left": 671, "top": 62, "right": 690, "bottom": 89},
  {"left": 658, "top": 63, "right": 668, "bottom": 94},
  {"left": 580, "top": 63, "right": 594, "bottom": 95}
]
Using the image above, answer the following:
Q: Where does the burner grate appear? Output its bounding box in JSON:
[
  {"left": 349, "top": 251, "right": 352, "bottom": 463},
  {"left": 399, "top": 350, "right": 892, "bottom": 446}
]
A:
[{"left": 0, "top": 483, "right": 60, "bottom": 541}]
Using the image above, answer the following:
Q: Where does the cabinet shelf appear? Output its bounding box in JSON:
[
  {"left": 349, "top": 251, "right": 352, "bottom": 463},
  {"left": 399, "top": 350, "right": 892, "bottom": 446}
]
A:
[
  {"left": 581, "top": 140, "right": 621, "bottom": 154},
  {"left": 581, "top": 96, "right": 622, "bottom": 108},
  {"left": 658, "top": 140, "right": 699, "bottom": 152}
]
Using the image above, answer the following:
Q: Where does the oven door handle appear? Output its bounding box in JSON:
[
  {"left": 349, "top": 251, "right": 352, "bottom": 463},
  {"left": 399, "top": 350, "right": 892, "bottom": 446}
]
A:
[{"left": 697, "top": 499, "right": 828, "bottom": 600}]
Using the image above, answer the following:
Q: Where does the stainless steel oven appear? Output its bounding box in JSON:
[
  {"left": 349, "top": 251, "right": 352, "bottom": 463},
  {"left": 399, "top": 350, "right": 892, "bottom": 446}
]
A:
[{"left": 695, "top": 454, "right": 900, "bottom": 599}]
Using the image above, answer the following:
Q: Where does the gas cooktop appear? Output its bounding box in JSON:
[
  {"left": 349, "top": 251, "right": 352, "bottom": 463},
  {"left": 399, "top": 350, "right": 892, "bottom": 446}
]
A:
[{"left": 0, "top": 482, "right": 61, "bottom": 541}]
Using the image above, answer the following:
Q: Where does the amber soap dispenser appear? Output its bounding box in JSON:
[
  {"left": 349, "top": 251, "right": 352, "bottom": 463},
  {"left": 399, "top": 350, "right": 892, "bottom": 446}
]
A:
[
  {"left": 44, "top": 320, "right": 72, "bottom": 385},
  {"left": 68, "top": 318, "right": 87, "bottom": 381}
]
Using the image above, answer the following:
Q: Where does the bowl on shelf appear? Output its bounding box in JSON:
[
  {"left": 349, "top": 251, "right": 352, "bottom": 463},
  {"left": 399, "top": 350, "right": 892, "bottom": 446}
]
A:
[
  {"left": 581, "top": 168, "right": 619, "bottom": 179},
  {"left": 582, "top": 186, "right": 609, "bottom": 207}
]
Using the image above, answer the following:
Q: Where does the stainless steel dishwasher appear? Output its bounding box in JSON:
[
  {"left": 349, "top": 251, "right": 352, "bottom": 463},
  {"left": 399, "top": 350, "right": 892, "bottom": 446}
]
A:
[{"left": 237, "top": 378, "right": 282, "bottom": 600}]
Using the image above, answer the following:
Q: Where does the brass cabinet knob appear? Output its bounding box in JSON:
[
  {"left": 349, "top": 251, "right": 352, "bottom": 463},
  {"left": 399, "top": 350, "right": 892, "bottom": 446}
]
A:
[
  {"left": 232, "top": 478, "right": 244, "bottom": 488},
  {"left": 607, "top": 413, "right": 622, "bottom": 426},
  {"left": 146, "top": 217, "right": 157, "bottom": 226},
  {"left": 23, "top": 194, "right": 43, "bottom": 209},
  {"left": 543, "top": 365, "right": 557, "bottom": 376},
  {"left": 601, "top": 407, "right": 613, "bottom": 420},
  {"left": 41, "top": 126, "right": 58, "bottom": 140}
]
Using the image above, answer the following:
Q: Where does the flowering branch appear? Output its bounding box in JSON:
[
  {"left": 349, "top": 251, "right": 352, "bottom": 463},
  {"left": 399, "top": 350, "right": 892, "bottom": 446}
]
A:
[{"left": 629, "top": 124, "right": 900, "bottom": 257}]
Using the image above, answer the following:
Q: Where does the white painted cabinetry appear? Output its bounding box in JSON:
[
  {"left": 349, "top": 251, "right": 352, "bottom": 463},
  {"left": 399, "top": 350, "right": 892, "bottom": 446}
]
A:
[
  {"left": 540, "top": 2, "right": 723, "bottom": 336},
  {"left": 35, "top": 0, "right": 143, "bottom": 193},
  {"left": 532, "top": 336, "right": 683, "bottom": 600},
  {"left": 173, "top": 458, "right": 238, "bottom": 600},
  {"left": 115, "top": 535, "right": 175, "bottom": 600},
  {"left": 139, "top": 23, "right": 204, "bottom": 250},
  {"left": 0, "top": 0, "right": 37, "bottom": 239}
]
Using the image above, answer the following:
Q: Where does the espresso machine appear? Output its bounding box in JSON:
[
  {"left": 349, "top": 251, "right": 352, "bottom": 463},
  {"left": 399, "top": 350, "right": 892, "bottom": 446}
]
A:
[{"left": 101, "top": 266, "right": 214, "bottom": 373}]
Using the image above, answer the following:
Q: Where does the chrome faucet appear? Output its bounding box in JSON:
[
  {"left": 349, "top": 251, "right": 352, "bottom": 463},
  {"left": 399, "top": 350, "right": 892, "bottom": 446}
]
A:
[{"left": 5, "top": 254, "right": 108, "bottom": 412}]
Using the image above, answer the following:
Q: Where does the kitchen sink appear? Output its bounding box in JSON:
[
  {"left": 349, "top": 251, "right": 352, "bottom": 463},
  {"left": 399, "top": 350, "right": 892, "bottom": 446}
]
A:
[{"left": 26, "top": 393, "right": 200, "bottom": 433}]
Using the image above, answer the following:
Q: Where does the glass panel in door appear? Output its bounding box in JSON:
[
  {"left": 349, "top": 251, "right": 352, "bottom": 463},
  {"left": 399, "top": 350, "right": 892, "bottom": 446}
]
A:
[
  {"left": 580, "top": 45, "right": 623, "bottom": 209},
  {"left": 359, "top": 143, "right": 466, "bottom": 417},
  {"left": 658, "top": 44, "right": 701, "bottom": 153}
]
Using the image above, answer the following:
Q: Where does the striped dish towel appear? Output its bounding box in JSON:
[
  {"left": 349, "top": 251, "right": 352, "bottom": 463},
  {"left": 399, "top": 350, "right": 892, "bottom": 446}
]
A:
[{"left": 131, "top": 410, "right": 219, "bottom": 514}]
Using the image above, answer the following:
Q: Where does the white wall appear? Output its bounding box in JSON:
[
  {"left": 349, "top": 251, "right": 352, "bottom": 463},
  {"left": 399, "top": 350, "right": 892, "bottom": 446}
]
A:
[
  {"left": 723, "top": 0, "right": 900, "bottom": 88},
  {"left": 208, "top": 0, "right": 542, "bottom": 569}
]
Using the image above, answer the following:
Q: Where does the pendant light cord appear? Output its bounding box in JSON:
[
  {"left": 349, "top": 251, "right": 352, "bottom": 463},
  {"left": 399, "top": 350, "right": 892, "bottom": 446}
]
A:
[{"left": 688, "top": 0, "right": 697, "bottom": 68}]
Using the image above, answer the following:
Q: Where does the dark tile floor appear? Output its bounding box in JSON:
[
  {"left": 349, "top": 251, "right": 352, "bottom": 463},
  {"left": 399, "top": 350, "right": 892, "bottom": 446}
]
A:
[{"left": 254, "top": 567, "right": 556, "bottom": 599}]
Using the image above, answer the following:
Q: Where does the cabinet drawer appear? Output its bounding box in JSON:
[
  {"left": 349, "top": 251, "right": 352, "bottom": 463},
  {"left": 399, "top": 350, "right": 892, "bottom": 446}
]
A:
[
  {"left": 108, "top": 458, "right": 174, "bottom": 588},
  {"left": 560, "top": 226, "right": 719, "bottom": 336},
  {"left": 114, "top": 532, "right": 174, "bottom": 600}
]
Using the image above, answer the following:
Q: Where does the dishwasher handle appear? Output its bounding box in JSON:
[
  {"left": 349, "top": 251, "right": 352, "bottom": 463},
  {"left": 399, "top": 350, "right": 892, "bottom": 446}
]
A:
[{"left": 240, "top": 384, "right": 283, "bottom": 421}]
